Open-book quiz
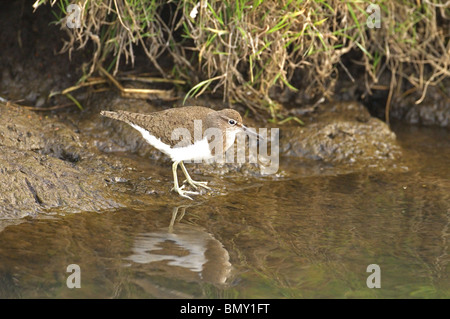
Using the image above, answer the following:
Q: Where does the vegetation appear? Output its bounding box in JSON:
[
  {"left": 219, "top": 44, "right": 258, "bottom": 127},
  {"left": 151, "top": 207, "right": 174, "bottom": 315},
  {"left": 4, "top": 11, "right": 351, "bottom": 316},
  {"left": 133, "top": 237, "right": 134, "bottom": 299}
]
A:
[{"left": 33, "top": 0, "right": 449, "bottom": 120}]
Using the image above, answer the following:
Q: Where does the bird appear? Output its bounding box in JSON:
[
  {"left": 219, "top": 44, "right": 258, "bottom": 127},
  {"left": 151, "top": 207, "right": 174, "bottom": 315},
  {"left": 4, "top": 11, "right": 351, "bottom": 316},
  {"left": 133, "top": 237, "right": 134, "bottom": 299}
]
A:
[{"left": 100, "top": 106, "right": 259, "bottom": 200}]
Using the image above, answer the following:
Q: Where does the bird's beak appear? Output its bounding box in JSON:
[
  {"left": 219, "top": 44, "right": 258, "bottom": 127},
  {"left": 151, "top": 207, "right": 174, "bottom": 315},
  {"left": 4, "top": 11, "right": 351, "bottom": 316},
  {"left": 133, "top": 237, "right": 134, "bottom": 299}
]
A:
[{"left": 242, "top": 125, "right": 264, "bottom": 141}]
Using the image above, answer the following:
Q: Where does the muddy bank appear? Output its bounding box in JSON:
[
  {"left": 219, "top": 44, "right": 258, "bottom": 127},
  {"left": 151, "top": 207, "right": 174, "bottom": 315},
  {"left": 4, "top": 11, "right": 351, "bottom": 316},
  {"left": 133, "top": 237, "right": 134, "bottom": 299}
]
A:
[
  {"left": 0, "top": 146, "right": 119, "bottom": 217},
  {"left": 0, "top": 95, "right": 404, "bottom": 220},
  {"left": 281, "top": 102, "right": 403, "bottom": 170},
  {"left": 0, "top": 104, "right": 122, "bottom": 220}
]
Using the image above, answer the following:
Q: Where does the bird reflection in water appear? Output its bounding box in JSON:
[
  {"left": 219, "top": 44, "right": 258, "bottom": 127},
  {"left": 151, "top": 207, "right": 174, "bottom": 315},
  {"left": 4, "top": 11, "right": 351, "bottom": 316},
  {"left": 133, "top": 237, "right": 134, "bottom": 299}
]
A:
[{"left": 124, "top": 205, "right": 232, "bottom": 291}]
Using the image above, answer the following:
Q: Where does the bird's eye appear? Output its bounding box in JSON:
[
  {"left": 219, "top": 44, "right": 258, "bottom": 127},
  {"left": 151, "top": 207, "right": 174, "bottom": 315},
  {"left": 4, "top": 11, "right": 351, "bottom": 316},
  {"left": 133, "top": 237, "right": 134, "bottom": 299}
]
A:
[{"left": 228, "top": 119, "right": 237, "bottom": 125}]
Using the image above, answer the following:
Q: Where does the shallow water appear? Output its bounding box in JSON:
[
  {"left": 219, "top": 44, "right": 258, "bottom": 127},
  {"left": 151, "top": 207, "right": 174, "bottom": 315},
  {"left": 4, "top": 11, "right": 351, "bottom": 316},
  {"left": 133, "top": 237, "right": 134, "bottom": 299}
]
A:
[{"left": 0, "top": 124, "right": 448, "bottom": 298}]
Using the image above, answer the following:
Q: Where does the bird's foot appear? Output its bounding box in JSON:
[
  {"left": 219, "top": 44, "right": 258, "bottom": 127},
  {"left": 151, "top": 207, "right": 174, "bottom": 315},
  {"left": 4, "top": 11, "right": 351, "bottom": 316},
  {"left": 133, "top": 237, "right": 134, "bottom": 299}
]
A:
[
  {"left": 171, "top": 184, "right": 199, "bottom": 200},
  {"left": 183, "top": 178, "right": 211, "bottom": 190}
]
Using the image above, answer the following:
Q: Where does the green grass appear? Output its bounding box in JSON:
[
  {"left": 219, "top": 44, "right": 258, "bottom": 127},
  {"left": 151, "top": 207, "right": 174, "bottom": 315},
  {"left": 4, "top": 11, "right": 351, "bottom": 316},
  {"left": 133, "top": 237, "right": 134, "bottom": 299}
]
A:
[{"left": 35, "top": 0, "right": 449, "bottom": 122}]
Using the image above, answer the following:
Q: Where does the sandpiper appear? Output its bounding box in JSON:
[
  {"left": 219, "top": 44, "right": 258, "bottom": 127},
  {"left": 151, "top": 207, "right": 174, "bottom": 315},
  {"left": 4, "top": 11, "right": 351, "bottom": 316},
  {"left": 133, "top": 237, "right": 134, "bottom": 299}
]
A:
[{"left": 100, "top": 106, "right": 259, "bottom": 199}]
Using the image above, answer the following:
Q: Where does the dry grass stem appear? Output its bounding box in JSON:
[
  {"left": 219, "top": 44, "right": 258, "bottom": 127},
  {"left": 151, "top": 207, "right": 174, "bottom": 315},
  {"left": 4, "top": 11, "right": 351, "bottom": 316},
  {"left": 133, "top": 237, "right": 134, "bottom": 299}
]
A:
[{"left": 34, "top": 0, "right": 449, "bottom": 119}]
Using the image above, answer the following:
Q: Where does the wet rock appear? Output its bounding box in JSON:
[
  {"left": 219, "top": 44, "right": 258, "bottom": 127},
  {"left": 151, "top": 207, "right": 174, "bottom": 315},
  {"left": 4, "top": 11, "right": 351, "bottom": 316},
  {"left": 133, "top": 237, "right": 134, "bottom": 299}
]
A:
[
  {"left": 0, "top": 104, "right": 122, "bottom": 219},
  {"left": 390, "top": 85, "right": 450, "bottom": 127},
  {"left": 0, "top": 104, "right": 85, "bottom": 161},
  {"left": 395, "top": 100, "right": 449, "bottom": 127},
  {"left": 281, "top": 102, "right": 402, "bottom": 169},
  {"left": 0, "top": 146, "right": 121, "bottom": 218}
]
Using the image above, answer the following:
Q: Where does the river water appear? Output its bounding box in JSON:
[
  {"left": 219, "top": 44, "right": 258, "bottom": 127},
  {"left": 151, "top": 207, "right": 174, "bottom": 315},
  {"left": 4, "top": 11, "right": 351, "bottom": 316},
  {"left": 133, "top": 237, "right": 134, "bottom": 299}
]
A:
[{"left": 0, "top": 123, "right": 448, "bottom": 298}]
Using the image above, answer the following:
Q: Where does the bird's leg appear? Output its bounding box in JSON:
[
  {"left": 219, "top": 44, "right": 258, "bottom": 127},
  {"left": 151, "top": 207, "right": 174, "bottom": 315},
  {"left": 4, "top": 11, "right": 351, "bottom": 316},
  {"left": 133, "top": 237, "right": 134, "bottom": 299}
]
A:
[
  {"left": 179, "top": 161, "right": 211, "bottom": 190},
  {"left": 168, "top": 205, "right": 188, "bottom": 233},
  {"left": 171, "top": 161, "right": 199, "bottom": 200}
]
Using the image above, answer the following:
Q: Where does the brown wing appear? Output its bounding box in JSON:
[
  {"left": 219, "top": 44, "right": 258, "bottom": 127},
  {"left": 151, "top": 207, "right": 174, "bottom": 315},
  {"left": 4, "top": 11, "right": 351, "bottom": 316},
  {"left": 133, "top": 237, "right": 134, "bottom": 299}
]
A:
[{"left": 101, "top": 106, "right": 214, "bottom": 147}]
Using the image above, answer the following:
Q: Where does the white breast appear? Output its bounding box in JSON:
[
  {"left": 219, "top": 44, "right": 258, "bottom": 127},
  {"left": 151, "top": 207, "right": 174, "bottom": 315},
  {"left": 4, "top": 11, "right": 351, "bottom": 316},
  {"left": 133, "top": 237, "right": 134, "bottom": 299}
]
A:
[{"left": 130, "top": 124, "right": 213, "bottom": 162}]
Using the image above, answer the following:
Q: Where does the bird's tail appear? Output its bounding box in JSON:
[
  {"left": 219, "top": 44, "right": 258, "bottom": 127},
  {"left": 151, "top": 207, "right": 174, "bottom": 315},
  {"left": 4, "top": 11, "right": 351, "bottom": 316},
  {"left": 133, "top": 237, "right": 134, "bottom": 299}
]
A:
[
  {"left": 100, "top": 110, "right": 135, "bottom": 125},
  {"left": 100, "top": 110, "right": 119, "bottom": 119}
]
